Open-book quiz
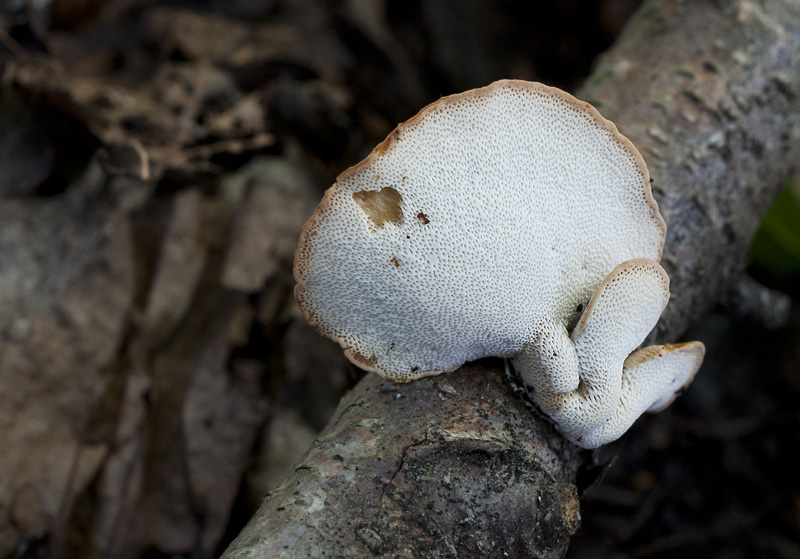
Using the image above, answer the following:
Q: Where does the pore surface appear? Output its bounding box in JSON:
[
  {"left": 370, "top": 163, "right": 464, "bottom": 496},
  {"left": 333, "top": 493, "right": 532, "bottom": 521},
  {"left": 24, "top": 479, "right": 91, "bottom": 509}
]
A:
[{"left": 295, "top": 80, "right": 665, "bottom": 380}]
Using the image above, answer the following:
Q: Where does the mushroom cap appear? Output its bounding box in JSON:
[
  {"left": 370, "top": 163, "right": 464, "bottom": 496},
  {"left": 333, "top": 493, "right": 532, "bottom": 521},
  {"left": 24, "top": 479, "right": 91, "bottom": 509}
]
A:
[{"left": 294, "top": 79, "right": 666, "bottom": 381}]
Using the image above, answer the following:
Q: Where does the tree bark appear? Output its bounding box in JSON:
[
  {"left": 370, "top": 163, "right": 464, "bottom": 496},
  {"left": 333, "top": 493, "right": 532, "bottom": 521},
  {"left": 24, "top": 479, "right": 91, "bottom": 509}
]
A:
[{"left": 221, "top": 1, "right": 800, "bottom": 557}]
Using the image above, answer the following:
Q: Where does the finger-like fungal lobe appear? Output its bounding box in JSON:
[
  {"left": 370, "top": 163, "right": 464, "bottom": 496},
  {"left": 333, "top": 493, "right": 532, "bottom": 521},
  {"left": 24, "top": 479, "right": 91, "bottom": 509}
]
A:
[{"left": 293, "top": 79, "right": 705, "bottom": 448}]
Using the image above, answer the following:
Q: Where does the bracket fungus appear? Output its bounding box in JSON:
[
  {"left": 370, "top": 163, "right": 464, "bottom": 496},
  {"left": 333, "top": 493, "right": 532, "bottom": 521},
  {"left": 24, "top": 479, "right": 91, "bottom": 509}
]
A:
[{"left": 294, "top": 79, "right": 704, "bottom": 449}]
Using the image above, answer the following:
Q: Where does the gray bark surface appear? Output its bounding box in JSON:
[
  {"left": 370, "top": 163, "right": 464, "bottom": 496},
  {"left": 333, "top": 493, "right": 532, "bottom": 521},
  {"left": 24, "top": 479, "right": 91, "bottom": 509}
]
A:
[
  {"left": 222, "top": 1, "right": 800, "bottom": 557},
  {"left": 227, "top": 365, "right": 581, "bottom": 559}
]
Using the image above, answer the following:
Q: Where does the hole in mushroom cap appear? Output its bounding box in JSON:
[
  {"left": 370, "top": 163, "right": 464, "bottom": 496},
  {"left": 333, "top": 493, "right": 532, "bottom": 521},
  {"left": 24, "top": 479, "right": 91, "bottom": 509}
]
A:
[
  {"left": 417, "top": 212, "right": 430, "bottom": 225},
  {"left": 353, "top": 187, "right": 403, "bottom": 228}
]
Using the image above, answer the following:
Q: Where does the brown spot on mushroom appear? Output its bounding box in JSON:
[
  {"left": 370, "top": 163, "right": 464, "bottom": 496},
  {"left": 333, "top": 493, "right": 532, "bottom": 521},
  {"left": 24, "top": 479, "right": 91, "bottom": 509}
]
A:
[
  {"left": 390, "top": 256, "right": 400, "bottom": 267},
  {"left": 373, "top": 128, "right": 402, "bottom": 156},
  {"left": 347, "top": 350, "right": 378, "bottom": 369},
  {"left": 353, "top": 187, "right": 403, "bottom": 228},
  {"left": 416, "top": 212, "right": 430, "bottom": 225}
]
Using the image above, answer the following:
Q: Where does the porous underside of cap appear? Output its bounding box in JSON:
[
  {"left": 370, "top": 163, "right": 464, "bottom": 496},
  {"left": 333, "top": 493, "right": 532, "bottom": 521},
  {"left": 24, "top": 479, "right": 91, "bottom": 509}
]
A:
[
  {"left": 577, "top": 341, "right": 706, "bottom": 448},
  {"left": 294, "top": 79, "right": 666, "bottom": 381}
]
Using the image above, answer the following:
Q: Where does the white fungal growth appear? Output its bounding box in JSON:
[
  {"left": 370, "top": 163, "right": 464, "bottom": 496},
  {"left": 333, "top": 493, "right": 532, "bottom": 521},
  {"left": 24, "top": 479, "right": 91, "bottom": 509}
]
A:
[{"left": 294, "top": 79, "right": 705, "bottom": 448}]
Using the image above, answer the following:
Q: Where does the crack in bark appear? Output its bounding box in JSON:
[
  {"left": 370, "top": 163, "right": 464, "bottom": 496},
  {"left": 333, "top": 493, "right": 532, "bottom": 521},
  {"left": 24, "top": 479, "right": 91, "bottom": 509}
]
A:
[{"left": 378, "top": 431, "right": 430, "bottom": 505}]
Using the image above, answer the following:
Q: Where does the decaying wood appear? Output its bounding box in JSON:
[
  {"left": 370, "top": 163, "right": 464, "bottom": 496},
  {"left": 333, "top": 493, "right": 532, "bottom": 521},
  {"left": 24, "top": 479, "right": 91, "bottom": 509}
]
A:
[
  {"left": 226, "top": 365, "right": 582, "bottom": 558},
  {"left": 221, "top": 1, "right": 800, "bottom": 557}
]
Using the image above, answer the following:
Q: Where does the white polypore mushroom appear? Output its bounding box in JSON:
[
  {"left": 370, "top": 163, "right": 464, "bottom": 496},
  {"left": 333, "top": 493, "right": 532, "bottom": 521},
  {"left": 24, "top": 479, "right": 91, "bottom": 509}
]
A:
[
  {"left": 294, "top": 79, "right": 705, "bottom": 448},
  {"left": 516, "top": 258, "right": 704, "bottom": 447}
]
